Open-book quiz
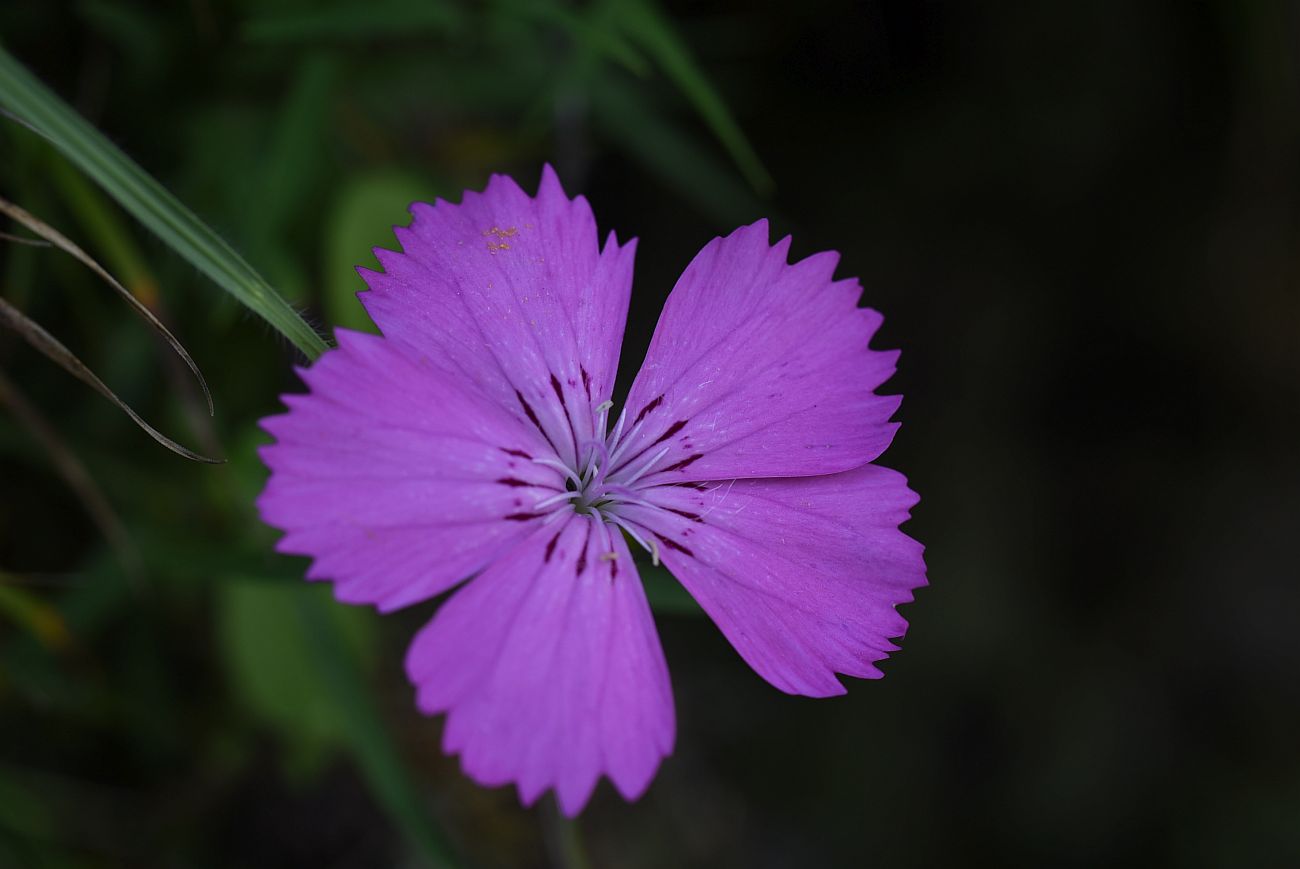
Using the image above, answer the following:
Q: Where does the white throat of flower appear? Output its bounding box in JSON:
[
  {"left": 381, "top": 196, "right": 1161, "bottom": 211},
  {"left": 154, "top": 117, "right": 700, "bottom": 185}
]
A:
[{"left": 528, "top": 399, "right": 672, "bottom": 565}]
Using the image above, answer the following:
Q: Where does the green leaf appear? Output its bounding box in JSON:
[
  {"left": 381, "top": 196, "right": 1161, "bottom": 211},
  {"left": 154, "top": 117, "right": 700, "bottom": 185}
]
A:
[
  {"left": 218, "top": 580, "right": 375, "bottom": 771},
  {"left": 325, "top": 170, "right": 437, "bottom": 333},
  {"left": 0, "top": 44, "right": 328, "bottom": 359},
  {"left": 613, "top": 0, "right": 773, "bottom": 195}
]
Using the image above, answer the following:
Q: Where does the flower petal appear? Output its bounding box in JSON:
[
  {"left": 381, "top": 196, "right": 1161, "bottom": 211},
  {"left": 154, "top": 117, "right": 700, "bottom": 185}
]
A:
[
  {"left": 358, "top": 166, "right": 635, "bottom": 469},
  {"left": 618, "top": 465, "right": 925, "bottom": 696},
  {"left": 257, "top": 330, "right": 564, "bottom": 612},
  {"left": 613, "top": 220, "right": 899, "bottom": 484},
  {"left": 406, "top": 515, "right": 675, "bottom": 815}
]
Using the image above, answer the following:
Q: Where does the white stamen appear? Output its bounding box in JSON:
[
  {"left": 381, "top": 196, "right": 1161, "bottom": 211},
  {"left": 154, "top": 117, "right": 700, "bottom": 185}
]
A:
[
  {"left": 534, "top": 490, "right": 581, "bottom": 510},
  {"left": 619, "top": 445, "right": 672, "bottom": 487},
  {"left": 607, "top": 407, "right": 628, "bottom": 456},
  {"left": 588, "top": 401, "right": 616, "bottom": 472},
  {"left": 605, "top": 514, "right": 659, "bottom": 566},
  {"left": 532, "top": 456, "right": 582, "bottom": 488},
  {"left": 600, "top": 486, "right": 657, "bottom": 511}
]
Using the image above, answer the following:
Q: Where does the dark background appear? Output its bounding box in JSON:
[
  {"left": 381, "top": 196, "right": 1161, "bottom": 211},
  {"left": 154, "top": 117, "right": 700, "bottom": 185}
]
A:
[{"left": 1, "top": 1, "right": 1297, "bottom": 867}]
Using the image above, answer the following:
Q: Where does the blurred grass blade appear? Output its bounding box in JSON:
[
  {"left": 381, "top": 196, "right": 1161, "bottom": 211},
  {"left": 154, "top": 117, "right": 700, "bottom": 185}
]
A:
[
  {"left": 504, "top": 0, "right": 650, "bottom": 76},
  {"left": 614, "top": 0, "right": 773, "bottom": 195},
  {"left": 0, "top": 297, "right": 221, "bottom": 463},
  {"left": 0, "top": 367, "right": 142, "bottom": 577},
  {"left": 0, "top": 45, "right": 328, "bottom": 359},
  {"left": 296, "top": 593, "right": 457, "bottom": 868},
  {"left": 49, "top": 156, "right": 163, "bottom": 308},
  {"left": 249, "top": 55, "right": 337, "bottom": 253},
  {"left": 243, "top": 0, "right": 463, "bottom": 43},
  {"left": 0, "top": 229, "right": 48, "bottom": 246},
  {"left": 591, "top": 76, "right": 767, "bottom": 228},
  {"left": 0, "top": 195, "right": 212, "bottom": 416}
]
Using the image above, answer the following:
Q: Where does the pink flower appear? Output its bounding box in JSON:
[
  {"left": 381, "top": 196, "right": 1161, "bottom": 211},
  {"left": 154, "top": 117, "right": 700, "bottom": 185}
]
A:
[{"left": 257, "top": 167, "right": 925, "bottom": 815}]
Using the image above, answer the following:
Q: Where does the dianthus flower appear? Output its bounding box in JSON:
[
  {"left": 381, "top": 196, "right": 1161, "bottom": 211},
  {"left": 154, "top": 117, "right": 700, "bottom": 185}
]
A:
[{"left": 257, "top": 167, "right": 925, "bottom": 814}]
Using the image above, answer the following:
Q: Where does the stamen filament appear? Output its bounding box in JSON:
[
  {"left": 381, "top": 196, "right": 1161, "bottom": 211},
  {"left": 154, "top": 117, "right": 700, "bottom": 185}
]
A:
[
  {"left": 532, "top": 456, "right": 582, "bottom": 488},
  {"left": 534, "top": 490, "right": 582, "bottom": 510},
  {"left": 606, "top": 408, "right": 629, "bottom": 462},
  {"left": 605, "top": 514, "right": 659, "bottom": 566},
  {"left": 600, "top": 485, "right": 657, "bottom": 511},
  {"left": 619, "top": 445, "right": 671, "bottom": 487}
]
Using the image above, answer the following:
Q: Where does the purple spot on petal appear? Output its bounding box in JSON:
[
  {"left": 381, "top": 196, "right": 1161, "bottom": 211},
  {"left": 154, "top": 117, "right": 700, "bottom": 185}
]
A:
[
  {"left": 655, "top": 534, "right": 695, "bottom": 558},
  {"left": 652, "top": 419, "right": 688, "bottom": 446},
  {"left": 544, "top": 532, "right": 560, "bottom": 562},
  {"left": 496, "top": 477, "right": 532, "bottom": 488},
  {"left": 665, "top": 507, "right": 703, "bottom": 522},
  {"left": 580, "top": 366, "right": 592, "bottom": 400},
  {"left": 515, "top": 390, "right": 559, "bottom": 453},
  {"left": 633, "top": 394, "right": 664, "bottom": 425},
  {"left": 550, "top": 374, "right": 567, "bottom": 409},
  {"left": 661, "top": 453, "right": 704, "bottom": 473},
  {"left": 501, "top": 447, "right": 532, "bottom": 460},
  {"left": 575, "top": 523, "right": 591, "bottom": 576},
  {"left": 505, "top": 512, "right": 544, "bottom": 521}
]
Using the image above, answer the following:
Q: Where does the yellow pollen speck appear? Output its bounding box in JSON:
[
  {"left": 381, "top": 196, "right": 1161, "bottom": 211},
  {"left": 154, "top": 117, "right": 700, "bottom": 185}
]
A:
[
  {"left": 482, "top": 226, "right": 518, "bottom": 254},
  {"left": 599, "top": 551, "right": 618, "bottom": 562}
]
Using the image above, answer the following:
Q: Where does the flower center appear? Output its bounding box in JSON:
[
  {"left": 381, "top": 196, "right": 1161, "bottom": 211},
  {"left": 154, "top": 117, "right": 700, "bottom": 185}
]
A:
[{"left": 525, "top": 399, "right": 678, "bottom": 564}]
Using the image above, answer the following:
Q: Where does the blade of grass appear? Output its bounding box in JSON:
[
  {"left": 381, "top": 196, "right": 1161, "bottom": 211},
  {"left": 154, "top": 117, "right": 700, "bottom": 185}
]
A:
[
  {"left": 43, "top": 161, "right": 224, "bottom": 455},
  {"left": 0, "top": 230, "right": 47, "bottom": 246},
  {"left": 48, "top": 156, "right": 161, "bottom": 308},
  {"left": 612, "top": 0, "right": 773, "bottom": 195},
  {"left": 295, "top": 593, "right": 457, "bottom": 868},
  {"left": 0, "top": 45, "right": 328, "bottom": 359},
  {"left": 503, "top": 0, "right": 650, "bottom": 77},
  {"left": 0, "top": 297, "right": 221, "bottom": 463},
  {"left": 0, "top": 195, "right": 212, "bottom": 416}
]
